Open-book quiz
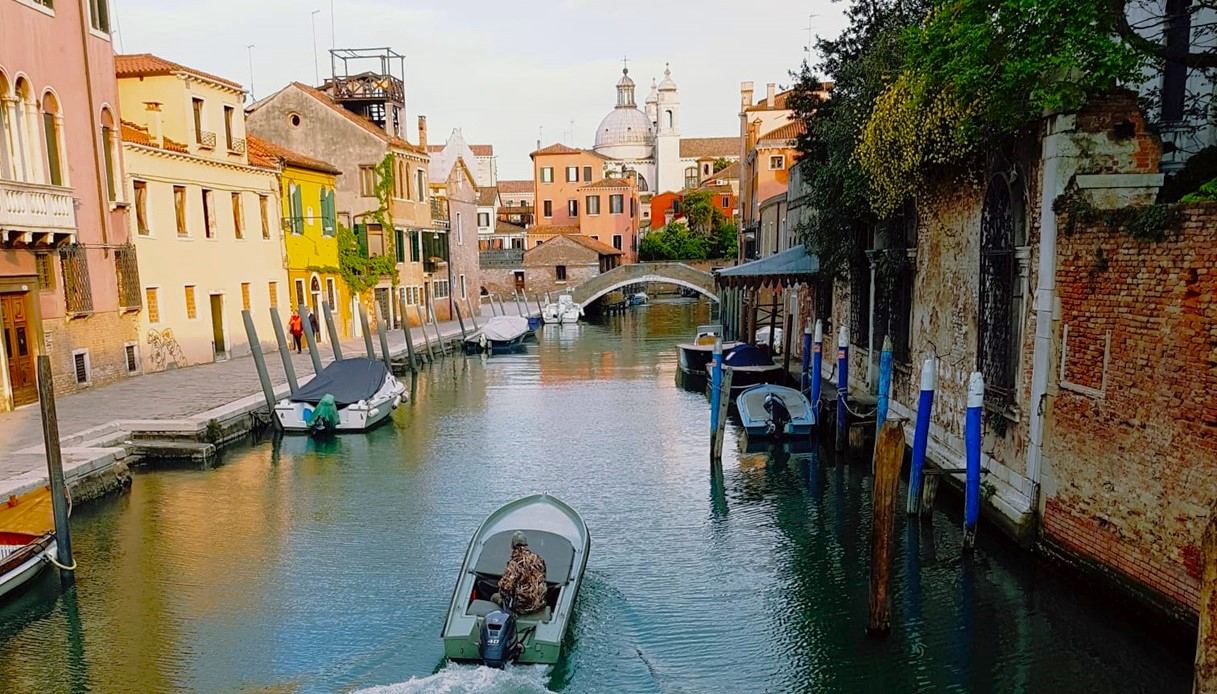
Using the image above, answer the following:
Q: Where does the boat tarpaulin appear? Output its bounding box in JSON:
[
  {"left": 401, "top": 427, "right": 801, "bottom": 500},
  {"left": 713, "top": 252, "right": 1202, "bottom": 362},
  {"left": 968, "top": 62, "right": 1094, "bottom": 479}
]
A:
[
  {"left": 480, "top": 316, "right": 530, "bottom": 342},
  {"left": 291, "top": 358, "right": 388, "bottom": 407},
  {"left": 715, "top": 245, "right": 820, "bottom": 289}
]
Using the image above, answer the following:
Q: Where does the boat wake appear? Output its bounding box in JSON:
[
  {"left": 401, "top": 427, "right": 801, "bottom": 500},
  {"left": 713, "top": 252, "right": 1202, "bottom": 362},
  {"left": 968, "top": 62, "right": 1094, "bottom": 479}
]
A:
[{"left": 353, "top": 663, "right": 551, "bottom": 694}]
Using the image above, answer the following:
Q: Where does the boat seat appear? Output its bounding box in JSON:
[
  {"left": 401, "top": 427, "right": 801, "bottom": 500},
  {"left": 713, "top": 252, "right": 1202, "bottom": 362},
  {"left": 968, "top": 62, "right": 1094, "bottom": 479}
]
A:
[
  {"left": 473, "top": 530, "right": 575, "bottom": 584},
  {"left": 466, "top": 599, "right": 500, "bottom": 617}
]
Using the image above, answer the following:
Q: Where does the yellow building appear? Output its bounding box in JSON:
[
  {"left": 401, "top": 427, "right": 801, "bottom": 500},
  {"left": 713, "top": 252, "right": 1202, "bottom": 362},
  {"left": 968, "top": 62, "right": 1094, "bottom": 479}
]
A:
[
  {"left": 247, "top": 136, "right": 350, "bottom": 340},
  {"left": 116, "top": 54, "right": 287, "bottom": 370}
]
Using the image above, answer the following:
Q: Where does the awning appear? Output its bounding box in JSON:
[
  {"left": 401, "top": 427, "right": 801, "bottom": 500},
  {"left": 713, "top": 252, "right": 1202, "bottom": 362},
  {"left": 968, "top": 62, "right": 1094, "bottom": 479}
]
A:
[{"left": 715, "top": 245, "right": 820, "bottom": 289}]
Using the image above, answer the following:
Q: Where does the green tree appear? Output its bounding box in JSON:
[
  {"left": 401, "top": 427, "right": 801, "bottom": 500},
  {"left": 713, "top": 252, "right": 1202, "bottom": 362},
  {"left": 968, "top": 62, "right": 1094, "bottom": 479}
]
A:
[{"left": 713, "top": 158, "right": 732, "bottom": 173}]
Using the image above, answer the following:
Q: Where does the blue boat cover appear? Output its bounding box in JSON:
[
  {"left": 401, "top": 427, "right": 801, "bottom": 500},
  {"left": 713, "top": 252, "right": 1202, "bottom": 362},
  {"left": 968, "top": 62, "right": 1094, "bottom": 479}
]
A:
[
  {"left": 724, "top": 344, "right": 775, "bottom": 367},
  {"left": 292, "top": 358, "right": 388, "bottom": 407}
]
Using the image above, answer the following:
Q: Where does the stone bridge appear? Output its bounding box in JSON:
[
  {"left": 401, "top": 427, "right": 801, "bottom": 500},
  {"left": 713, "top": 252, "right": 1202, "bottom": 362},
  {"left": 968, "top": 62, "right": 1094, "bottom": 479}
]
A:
[{"left": 570, "top": 262, "right": 717, "bottom": 306}]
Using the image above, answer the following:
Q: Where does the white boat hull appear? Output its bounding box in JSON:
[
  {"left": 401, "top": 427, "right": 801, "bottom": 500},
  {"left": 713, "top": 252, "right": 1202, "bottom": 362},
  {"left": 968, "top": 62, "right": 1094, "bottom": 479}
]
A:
[
  {"left": 736, "top": 384, "right": 816, "bottom": 437},
  {"left": 0, "top": 537, "right": 56, "bottom": 600},
  {"left": 274, "top": 373, "right": 407, "bottom": 433}
]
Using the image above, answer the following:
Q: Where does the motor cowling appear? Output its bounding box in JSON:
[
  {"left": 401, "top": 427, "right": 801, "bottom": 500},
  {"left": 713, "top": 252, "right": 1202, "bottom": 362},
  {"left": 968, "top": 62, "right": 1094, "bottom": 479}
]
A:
[
  {"left": 479, "top": 609, "right": 518, "bottom": 668},
  {"left": 763, "top": 392, "right": 792, "bottom": 436}
]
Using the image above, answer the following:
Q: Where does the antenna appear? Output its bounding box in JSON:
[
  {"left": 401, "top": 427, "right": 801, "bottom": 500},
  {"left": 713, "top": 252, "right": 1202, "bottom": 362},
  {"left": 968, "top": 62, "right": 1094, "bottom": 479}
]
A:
[
  {"left": 246, "top": 44, "right": 256, "bottom": 101},
  {"left": 804, "top": 13, "right": 819, "bottom": 54}
]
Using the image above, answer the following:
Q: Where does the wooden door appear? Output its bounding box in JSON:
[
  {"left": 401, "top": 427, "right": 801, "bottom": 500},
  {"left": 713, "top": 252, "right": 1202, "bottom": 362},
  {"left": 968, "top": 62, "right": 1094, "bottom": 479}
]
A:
[
  {"left": 210, "top": 294, "right": 226, "bottom": 358},
  {"left": 1, "top": 292, "right": 37, "bottom": 406}
]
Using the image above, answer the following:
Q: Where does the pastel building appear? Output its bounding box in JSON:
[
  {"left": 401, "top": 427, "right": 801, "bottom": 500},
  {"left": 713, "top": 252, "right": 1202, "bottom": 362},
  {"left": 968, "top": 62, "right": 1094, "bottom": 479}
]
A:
[
  {"left": 116, "top": 54, "right": 286, "bottom": 370},
  {"left": 1, "top": 0, "right": 139, "bottom": 409},
  {"left": 246, "top": 136, "right": 350, "bottom": 340}
]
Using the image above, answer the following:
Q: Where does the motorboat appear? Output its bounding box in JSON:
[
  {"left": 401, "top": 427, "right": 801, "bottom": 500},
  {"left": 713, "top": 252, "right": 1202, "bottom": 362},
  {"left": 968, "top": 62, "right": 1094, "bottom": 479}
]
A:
[
  {"left": 541, "top": 302, "right": 561, "bottom": 324},
  {"left": 629, "top": 292, "right": 649, "bottom": 306},
  {"left": 676, "top": 324, "right": 741, "bottom": 375},
  {"left": 557, "top": 295, "right": 582, "bottom": 324},
  {"left": 442, "top": 494, "right": 590, "bottom": 667},
  {"left": 722, "top": 344, "right": 785, "bottom": 390},
  {"left": 736, "top": 384, "right": 815, "bottom": 438},
  {"left": 465, "top": 316, "right": 532, "bottom": 354},
  {"left": 273, "top": 358, "right": 406, "bottom": 434},
  {"left": 0, "top": 531, "right": 57, "bottom": 601},
  {"left": 755, "top": 326, "right": 785, "bottom": 354}
]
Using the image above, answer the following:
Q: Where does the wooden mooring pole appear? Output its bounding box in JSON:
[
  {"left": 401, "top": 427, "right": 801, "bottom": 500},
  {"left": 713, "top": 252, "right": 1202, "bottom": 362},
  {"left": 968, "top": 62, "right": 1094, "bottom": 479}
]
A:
[
  {"left": 455, "top": 300, "right": 469, "bottom": 342},
  {"left": 465, "top": 298, "right": 480, "bottom": 331},
  {"left": 868, "top": 419, "right": 906, "bottom": 635},
  {"left": 241, "top": 310, "right": 279, "bottom": 421},
  {"left": 398, "top": 298, "right": 419, "bottom": 371},
  {"left": 415, "top": 305, "right": 435, "bottom": 361},
  {"left": 36, "top": 355, "right": 75, "bottom": 578},
  {"left": 358, "top": 303, "right": 376, "bottom": 358},
  {"left": 299, "top": 303, "right": 324, "bottom": 374},
  {"left": 321, "top": 301, "right": 343, "bottom": 360},
  {"left": 374, "top": 305, "right": 393, "bottom": 371},
  {"left": 268, "top": 307, "right": 299, "bottom": 395},
  {"left": 711, "top": 367, "right": 735, "bottom": 462}
]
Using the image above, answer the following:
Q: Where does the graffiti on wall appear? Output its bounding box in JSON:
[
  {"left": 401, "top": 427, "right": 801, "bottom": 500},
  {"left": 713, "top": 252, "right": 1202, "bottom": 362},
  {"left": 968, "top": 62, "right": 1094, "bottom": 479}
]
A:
[{"left": 146, "top": 329, "right": 187, "bottom": 372}]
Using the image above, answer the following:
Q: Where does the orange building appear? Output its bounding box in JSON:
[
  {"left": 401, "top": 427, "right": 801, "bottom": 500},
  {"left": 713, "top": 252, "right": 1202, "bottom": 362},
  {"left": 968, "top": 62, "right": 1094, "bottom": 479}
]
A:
[
  {"left": 576, "top": 177, "right": 640, "bottom": 262},
  {"left": 529, "top": 142, "right": 640, "bottom": 263},
  {"left": 531, "top": 143, "right": 609, "bottom": 231}
]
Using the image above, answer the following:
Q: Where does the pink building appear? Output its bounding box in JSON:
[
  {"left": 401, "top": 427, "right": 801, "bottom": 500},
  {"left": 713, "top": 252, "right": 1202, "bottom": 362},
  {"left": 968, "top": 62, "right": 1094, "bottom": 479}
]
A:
[{"left": 0, "top": 0, "right": 136, "bottom": 410}]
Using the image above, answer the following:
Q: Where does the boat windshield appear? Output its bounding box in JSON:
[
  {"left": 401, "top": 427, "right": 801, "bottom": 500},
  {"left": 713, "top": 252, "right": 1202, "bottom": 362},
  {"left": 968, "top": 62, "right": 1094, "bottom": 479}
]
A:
[{"left": 473, "top": 530, "right": 575, "bottom": 584}]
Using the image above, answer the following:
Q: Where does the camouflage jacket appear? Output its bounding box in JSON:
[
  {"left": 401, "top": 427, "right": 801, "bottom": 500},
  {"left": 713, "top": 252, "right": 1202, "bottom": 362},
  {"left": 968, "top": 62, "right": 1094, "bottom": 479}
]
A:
[{"left": 498, "top": 546, "right": 548, "bottom": 614}]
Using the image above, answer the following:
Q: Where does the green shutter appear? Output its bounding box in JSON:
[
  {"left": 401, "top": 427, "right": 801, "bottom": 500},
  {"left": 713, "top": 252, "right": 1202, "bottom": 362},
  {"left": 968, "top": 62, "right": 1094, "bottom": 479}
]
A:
[
  {"left": 321, "top": 188, "right": 335, "bottom": 236},
  {"left": 354, "top": 224, "right": 369, "bottom": 257},
  {"left": 411, "top": 230, "right": 421, "bottom": 262},
  {"left": 395, "top": 229, "right": 406, "bottom": 263},
  {"left": 291, "top": 185, "right": 304, "bottom": 234}
]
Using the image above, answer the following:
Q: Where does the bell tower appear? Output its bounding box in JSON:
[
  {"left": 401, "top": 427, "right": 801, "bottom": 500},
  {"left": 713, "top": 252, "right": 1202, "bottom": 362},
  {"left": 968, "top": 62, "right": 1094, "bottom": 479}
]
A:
[{"left": 655, "top": 63, "right": 682, "bottom": 192}]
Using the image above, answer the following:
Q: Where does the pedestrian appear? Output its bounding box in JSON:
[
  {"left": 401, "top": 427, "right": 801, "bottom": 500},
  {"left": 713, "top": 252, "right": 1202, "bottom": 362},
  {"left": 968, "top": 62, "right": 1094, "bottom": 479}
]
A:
[
  {"left": 288, "top": 309, "right": 304, "bottom": 353},
  {"left": 309, "top": 311, "right": 320, "bottom": 344}
]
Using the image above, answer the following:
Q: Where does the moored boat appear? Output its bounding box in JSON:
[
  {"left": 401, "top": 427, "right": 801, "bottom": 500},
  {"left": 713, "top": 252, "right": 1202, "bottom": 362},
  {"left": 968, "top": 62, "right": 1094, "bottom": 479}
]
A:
[
  {"left": 442, "top": 494, "right": 590, "bottom": 667},
  {"left": 676, "top": 324, "right": 741, "bottom": 375},
  {"left": 465, "top": 316, "right": 532, "bottom": 353},
  {"left": 556, "top": 295, "right": 582, "bottom": 324},
  {"left": 0, "top": 531, "right": 57, "bottom": 601},
  {"left": 273, "top": 358, "right": 406, "bottom": 434},
  {"left": 722, "top": 344, "right": 785, "bottom": 390},
  {"left": 736, "top": 384, "right": 815, "bottom": 438}
]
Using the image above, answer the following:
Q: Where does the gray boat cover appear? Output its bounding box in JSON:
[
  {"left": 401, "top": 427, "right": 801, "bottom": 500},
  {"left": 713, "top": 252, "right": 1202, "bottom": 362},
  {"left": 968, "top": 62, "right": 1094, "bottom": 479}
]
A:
[
  {"left": 291, "top": 358, "right": 388, "bottom": 407},
  {"left": 480, "top": 316, "right": 530, "bottom": 342}
]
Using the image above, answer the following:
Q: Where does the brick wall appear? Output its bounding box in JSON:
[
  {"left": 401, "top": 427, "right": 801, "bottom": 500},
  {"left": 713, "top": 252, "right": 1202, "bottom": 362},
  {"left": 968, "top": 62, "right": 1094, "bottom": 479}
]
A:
[
  {"left": 1044, "top": 203, "right": 1217, "bottom": 617},
  {"left": 45, "top": 309, "right": 141, "bottom": 397}
]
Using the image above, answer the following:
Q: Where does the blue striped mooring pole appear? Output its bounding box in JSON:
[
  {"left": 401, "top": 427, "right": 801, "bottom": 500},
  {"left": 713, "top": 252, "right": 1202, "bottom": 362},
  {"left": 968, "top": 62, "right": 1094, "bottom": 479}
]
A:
[
  {"left": 906, "top": 357, "right": 937, "bottom": 515},
  {"left": 835, "top": 326, "right": 849, "bottom": 453},
  {"left": 963, "top": 371, "right": 984, "bottom": 550},
  {"left": 876, "top": 335, "right": 893, "bottom": 426},
  {"left": 810, "top": 320, "right": 823, "bottom": 412},
  {"left": 710, "top": 339, "right": 724, "bottom": 438},
  {"left": 800, "top": 325, "right": 813, "bottom": 395}
]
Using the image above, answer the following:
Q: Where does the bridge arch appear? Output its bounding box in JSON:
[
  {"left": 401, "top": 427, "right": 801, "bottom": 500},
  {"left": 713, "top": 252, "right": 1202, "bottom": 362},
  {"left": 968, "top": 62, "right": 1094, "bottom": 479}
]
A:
[{"left": 570, "top": 262, "right": 717, "bottom": 306}]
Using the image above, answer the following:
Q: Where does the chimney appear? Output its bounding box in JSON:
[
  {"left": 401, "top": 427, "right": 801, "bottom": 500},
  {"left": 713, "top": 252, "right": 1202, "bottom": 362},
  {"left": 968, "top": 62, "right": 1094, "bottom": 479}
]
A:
[
  {"left": 740, "top": 81, "right": 754, "bottom": 111},
  {"left": 144, "top": 102, "right": 164, "bottom": 146},
  {"left": 766, "top": 83, "right": 776, "bottom": 107},
  {"left": 418, "top": 115, "right": 428, "bottom": 150}
]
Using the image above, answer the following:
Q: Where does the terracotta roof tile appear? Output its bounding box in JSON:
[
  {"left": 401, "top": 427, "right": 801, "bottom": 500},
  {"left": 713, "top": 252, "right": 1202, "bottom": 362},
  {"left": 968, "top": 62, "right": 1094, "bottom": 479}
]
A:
[
  {"left": 700, "top": 161, "right": 740, "bottom": 185},
  {"left": 246, "top": 136, "right": 341, "bottom": 174},
  {"left": 498, "top": 179, "right": 534, "bottom": 194},
  {"left": 679, "top": 137, "right": 740, "bottom": 159},
  {"left": 530, "top": 142, "right": 610, "bottom": 160},
  {"left": 116, "top": 53, "right": 244, "bottom": 91},
  {"left": 494, "top": 220, "right": 527, "bottom": 234},
  {"left": 746, "top": 89, "right": 793, "bottom": 112},
  {"left": 477, "top": 187, "right": 499, "bottom": 206},
  {"left": 287, "top": 82, "right": 425, "bottom": 154},
  {"left": 566, "top": 235, "right": 623, "bottom": 255},
  {"left": 427, "top": 143, "right": 493, "bottom": 156},
  {"left": 757, "top": 120, "right": 806, "bottom": 144},
  {"left": 530, "top": 224, "right": 581, "bottom": 235},
  {"left": 579, "top": 178, "right": 632, "bottom": 190},
  {"left": 119, "top": 120, "right": 189, "bottom": 154}
]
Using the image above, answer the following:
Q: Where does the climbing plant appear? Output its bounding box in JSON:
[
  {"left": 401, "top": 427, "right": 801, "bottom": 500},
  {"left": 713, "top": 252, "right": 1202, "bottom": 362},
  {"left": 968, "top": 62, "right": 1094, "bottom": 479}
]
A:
[
  {"left": 338, "top": 153, "right": 399, "bottom": 295},
  {"left": 1053, "top": 193, "right": 1183, "bottom": 242}
]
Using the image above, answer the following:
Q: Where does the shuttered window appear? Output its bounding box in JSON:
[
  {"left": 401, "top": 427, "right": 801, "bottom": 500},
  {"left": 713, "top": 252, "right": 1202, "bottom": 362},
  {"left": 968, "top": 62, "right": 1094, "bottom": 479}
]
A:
[
  {"left": 268, "top": 281, "right": 278, "bottom": 308},
  {"left": 232, "top": 192, "right": 244, "bottom": 239},
  {"left": 145, "top": 288, "right": 160, "bottom": 323},
  {"left": 185, "top": 285, "right": 197, "bottom": 319},
  {"left": 241, "top": 282, "right": 251, "bottom": 311}
]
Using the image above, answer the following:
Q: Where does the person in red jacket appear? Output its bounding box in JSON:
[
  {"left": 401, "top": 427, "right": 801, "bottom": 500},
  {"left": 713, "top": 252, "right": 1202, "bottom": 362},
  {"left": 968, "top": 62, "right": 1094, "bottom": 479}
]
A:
[{"left": 288, "top": 310, "right": 304, "bottom": 353}]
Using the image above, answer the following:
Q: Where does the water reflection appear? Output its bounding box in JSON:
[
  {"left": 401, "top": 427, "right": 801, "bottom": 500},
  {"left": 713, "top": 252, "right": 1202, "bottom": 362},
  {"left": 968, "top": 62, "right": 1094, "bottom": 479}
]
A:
[{"left": 0, "top": 297, "right": 1194, "bottom": 693}]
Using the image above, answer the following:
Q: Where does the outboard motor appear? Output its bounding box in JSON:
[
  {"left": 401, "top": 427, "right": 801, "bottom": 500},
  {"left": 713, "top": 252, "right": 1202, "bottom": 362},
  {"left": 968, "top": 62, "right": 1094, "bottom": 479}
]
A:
[
  {"left": 478, "top": 609, "right": 518, "bottom": 668},
  {"left": 763, "top": 392, "right": 792, "bottom": 437}
]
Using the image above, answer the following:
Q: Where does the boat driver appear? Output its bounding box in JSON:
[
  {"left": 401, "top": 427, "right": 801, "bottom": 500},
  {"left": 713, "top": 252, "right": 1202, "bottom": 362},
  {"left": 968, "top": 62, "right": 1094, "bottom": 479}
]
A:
[{"left": 492, "top": 531, "right": 548, "bottom": 614}]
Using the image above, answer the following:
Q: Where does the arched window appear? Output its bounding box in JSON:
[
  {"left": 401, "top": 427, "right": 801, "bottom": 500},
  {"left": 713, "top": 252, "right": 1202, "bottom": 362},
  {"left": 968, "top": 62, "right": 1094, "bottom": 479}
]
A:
[
  {"left": 100, "top": 107, "right": 119, "bottom": 202},
  {"left": 683, "top": 166, "right": 697, "bottom": 190},
  {"left": 874, "top": 203, "right": 918, "bottom": 364},
  {"left": 0, "top": 71, "right": 11, "bottom": 180},
  {"left": 636, "top": 174, "right": 649, "bottom": 192},
  {"left": 664, "top": 110, "right": 673, "bottom": 130},
  {"left": 11, "top": 77, "right": 35, "bottom": 182},
  {"left": 978, "top": 172, "right": 1027, "bottom": 410},
  {"left": 41, "top": 90, "right": 66, "bottom": 186}
]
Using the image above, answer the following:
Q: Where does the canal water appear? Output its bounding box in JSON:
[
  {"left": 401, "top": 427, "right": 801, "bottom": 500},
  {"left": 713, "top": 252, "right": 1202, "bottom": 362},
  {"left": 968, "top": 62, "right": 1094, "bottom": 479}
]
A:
[{"left": 0, "top": 298, "right": 1193, "bottom": 693}]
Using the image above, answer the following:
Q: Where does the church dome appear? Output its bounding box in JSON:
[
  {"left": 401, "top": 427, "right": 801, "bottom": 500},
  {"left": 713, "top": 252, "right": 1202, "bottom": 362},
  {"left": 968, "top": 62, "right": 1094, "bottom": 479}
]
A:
[{"left": 593, "top": 67, "right": 654, "bottom": 160}]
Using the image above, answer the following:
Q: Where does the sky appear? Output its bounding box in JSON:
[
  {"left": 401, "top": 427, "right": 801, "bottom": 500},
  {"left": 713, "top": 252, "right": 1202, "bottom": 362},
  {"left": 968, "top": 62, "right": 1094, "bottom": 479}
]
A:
[{"left": 109, "top": 0, "right": 849, "bottom": 180}]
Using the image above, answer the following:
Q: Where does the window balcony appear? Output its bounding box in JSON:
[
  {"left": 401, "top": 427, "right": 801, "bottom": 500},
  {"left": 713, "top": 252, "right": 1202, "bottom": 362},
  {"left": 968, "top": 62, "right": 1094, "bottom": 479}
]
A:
[
  {"left": 197, "top": 131, "right": 217, "bottom": 150},
  {"left": 0, "top": 179, "right": 77, "bottom": 248},
  {"left": 430, "top": 198, "right": 449, "bottom": 230}
]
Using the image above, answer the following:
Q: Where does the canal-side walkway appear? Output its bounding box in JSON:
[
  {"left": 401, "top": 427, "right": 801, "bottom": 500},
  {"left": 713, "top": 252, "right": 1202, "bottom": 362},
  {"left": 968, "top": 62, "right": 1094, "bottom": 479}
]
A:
[{"left": 0, "top": 312, "right": 489, "bottom": 503}]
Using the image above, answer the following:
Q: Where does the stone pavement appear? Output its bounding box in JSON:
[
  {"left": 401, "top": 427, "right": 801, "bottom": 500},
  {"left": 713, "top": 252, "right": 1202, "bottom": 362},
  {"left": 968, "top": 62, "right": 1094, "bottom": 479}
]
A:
[{"left": 0, "top": 311, "right": 492, "bottom": 487}]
